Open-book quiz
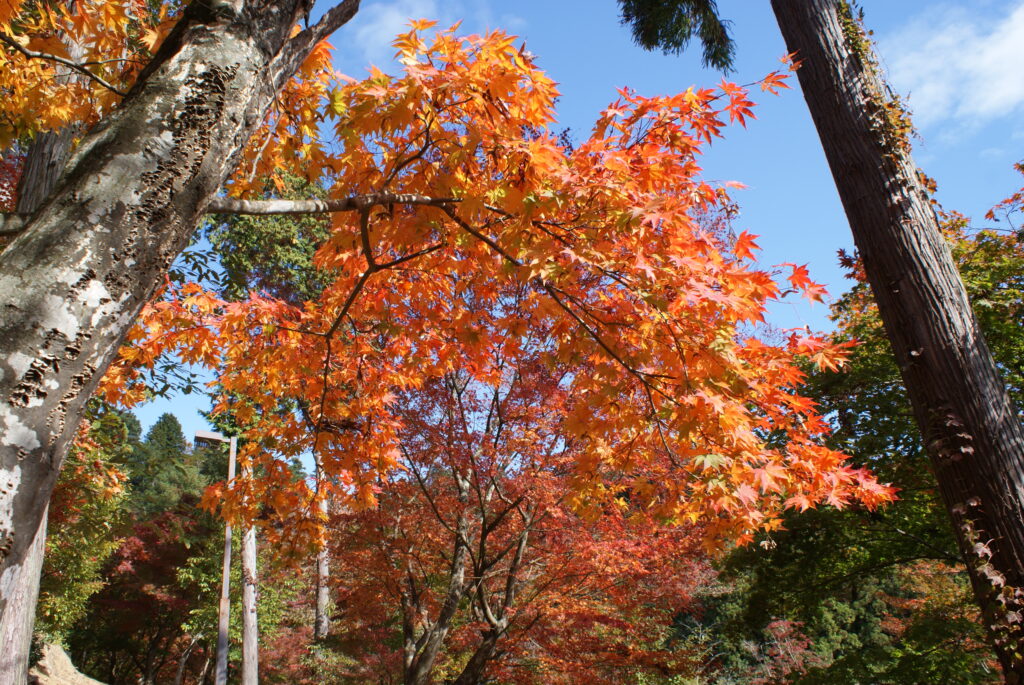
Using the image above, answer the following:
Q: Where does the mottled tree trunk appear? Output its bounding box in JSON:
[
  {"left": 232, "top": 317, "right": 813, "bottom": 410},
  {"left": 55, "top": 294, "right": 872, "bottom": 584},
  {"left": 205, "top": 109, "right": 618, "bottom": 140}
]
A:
[
  {"left": 314, "top": 544, "right": 331, "bottom": 639},
  {"left": 0, "top": 503, "right": 46, "bottom": 678},
  {"left": 771, "top": 1, "right": 1024, "bottom": 679},
  {"left": 313, "top": 458, "right": 331, "bottom": 642},
  {"left": 0, "top": 2, "right": 359, "bottom": 681},
  {"left": 0, "top": 121, "right": 79, "bottom": 674},
  {"left": 404, "top": 477, "right": 471, "bottom": 685},
  {"left": 241, "top": 523, "right": 258, "bottom": 685}
]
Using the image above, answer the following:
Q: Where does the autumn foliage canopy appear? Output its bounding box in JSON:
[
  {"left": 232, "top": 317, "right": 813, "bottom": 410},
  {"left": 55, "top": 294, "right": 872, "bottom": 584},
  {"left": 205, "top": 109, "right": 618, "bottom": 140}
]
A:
[
  {"left": 81, "top": 19, "right": 896, "bottom": 555},
  {"left": 0, "top": 1, "right": 915, "bottom": 681}
]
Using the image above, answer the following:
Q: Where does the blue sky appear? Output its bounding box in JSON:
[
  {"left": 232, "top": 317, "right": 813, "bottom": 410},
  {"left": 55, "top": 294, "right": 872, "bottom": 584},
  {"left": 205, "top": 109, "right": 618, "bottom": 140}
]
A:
[{"left": 137, "top": 0, "right": 1024, "bottom": 439}]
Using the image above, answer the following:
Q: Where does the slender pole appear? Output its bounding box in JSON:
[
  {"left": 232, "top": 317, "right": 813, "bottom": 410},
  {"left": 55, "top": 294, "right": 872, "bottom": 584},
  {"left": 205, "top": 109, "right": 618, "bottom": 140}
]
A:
[
  {"left": 214, "top": 437, "right": 237, "bottom": 685},
  {"left": 313, "top": 456, "right": 331, "bottom": 641},
  {"left": 241, "top": 459, "right": 259, "bottom": 684}
]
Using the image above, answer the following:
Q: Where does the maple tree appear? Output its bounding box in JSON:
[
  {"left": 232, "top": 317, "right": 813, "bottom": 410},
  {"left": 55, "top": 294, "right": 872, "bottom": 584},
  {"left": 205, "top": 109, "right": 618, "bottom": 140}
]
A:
[
  {"left": 0, "top": 1, "right": 897, "bottom": 678},
  {"left": 99, "top": 23, "right": 891, "bottom": 556},
  {"left": 317, "top": 291, "right": 710, "bottom": 684},
  {"left": 91, "top": 22, "right": 896, "bottom": 683}
]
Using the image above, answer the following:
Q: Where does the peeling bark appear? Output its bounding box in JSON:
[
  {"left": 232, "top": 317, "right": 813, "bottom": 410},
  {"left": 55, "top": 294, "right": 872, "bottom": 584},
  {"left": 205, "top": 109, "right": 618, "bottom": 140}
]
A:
[
  {"left": 0, "top": 2, "right": 359, "bottom": 681},
  {"left": 771, "top": 1, "right": 1024, "bottom": 679},
  {"left": 1, "top": 114, "right": 79, "bottom": 673}
]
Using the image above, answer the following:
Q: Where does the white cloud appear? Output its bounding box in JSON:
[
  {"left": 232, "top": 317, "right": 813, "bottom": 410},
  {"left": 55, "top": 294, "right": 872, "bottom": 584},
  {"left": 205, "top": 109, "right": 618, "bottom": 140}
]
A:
[
  {"left": 347, "top": 0, "right": 444, "bottom": 67},
  {"left": 332, "top": 0, "right": 526, "bottom": 73},
  {"left": 878, "top": 2, "right": 1024, "bottom": 130}
]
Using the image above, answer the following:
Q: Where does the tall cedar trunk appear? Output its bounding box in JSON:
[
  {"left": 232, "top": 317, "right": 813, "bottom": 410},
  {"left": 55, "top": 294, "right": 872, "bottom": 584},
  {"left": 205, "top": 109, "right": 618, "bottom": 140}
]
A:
[
  {"left": 0, "top": 2, "right": 359, "bottom": 681},
  {"left": 13, "top": 129, "right": 76, "bottom": 217},
  {"left": 771, "top": 1, "right": 1024, "bottom": 679}
]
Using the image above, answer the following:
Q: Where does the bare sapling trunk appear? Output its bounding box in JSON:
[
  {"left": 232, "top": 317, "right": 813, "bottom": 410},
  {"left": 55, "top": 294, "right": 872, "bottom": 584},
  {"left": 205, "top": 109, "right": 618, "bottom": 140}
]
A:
[
  {"left": 241, "top": 521, "right": 258, "bottom": 685},
  {"left": 0, "top": 2, "right": 359, "bottom": 681},
  {"left": 313, "top": 458, "right": 331, "bottom": 641},
  {"left": 771, "top": 1, "right": 1024, "bottom": 679}
]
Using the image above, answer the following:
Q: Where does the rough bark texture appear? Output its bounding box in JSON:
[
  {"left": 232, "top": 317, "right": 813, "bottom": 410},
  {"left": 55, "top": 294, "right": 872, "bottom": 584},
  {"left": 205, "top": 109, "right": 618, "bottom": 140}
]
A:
[
  {"left": 0, "top": 2, "right": 359, "bottom": 681},
  {"left": 1, "top": 503, "right": 46, "bottom": 679},
  {"left": 13, "top": 129, "right": 76, "bottom": 217},
  {"left": 1, "top": 121, "right": 79, "bottom": 673},
  {"left": 771, "top": 0, "right": 1024, "bottom": 679}
]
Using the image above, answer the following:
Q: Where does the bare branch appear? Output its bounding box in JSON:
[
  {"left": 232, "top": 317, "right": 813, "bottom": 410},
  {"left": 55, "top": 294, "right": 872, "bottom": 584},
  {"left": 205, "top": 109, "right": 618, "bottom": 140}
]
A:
[
  {"left": 378, "top": 242, "right": 445, "bottom": 269},
  {"left": 206, "top": 193, "right": 458, "bottom": 216},
  {"left": 302, "top": 0, "right": 361, "bottom": 48},
  {"left": 0, "top": 32, "right": 128, "bottom": 96}
]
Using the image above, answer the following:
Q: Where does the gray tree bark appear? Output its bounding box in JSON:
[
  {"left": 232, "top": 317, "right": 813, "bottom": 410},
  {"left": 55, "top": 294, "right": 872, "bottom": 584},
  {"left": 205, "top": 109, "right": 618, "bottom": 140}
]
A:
[
  {"left": 0, "top": 117, "right": 79, "bottom": 675},
  {"left": 450, "top": 631, "right": 499, "bottom": 685},
  {"left": 403, "top": 473, "right": 472, "bottom": 685},
  {"left": 312, "top": 454, "right": 331, "bottom": 643},
  {"left": 241, "top": 522, "right": 258, "bottom": 685},
  {"left": 771, "top": 1, "right": 1024, "bottom": 680},
  {"left": 313, "top": 497, "right": 331, "bottom": 642},
  {"left": 0, "top": 2, "right": 359, "bottom": 681}
]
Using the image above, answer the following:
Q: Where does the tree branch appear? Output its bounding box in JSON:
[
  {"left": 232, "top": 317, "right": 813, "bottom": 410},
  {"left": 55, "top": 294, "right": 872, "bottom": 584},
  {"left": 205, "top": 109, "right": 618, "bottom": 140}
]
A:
[
  {"left": 206, "top": 193, "right": 458, "bottom": 215},
  {"left": 0, "top": 32, "right": 128, "bottom": 96}
]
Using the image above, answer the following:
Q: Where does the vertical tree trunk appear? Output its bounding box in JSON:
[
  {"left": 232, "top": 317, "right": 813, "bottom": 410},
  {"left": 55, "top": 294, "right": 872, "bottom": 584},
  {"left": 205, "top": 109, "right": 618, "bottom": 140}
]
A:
[
  {"left": 241, "top": 522, "right": 258, "bottom": 685},
  {"left": 314, "top": 544, "right": 331, "bottom": 640},
  {"left": 771, "top": 1, "right": 1024, "bottom": 679},
  {"left": 240, "top": 457, "right": 258, "bottom": 685},
  {"left": 0, "top": 3, "right": 358, "bottom": 681},
  {"left": 313, "top": 459, "right": 331, "bottom": 641},
  {"left": 214, "top": 438, "right": 237, "bottom": 685},
  {"left": 403, "top": 474, "right": 472, "bottom": 685},
  {"left": 0, "top": 119, "right": 78, "bottom": 677},
  {"left": 173, "top": 634, "right": 201, "bottom": 685},
  {"left": 0, "top": 503, "right": 46, "bottom": 678},
  {"left": 13, "top": 129, "right": 75, "bottom": 217}
]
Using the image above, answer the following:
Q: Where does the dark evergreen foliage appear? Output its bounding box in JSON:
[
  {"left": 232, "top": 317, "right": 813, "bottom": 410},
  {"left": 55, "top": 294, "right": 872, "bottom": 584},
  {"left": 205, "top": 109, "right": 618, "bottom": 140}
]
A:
[{"left": 618, "top": 0, "right": 735, "bottom": 70}]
